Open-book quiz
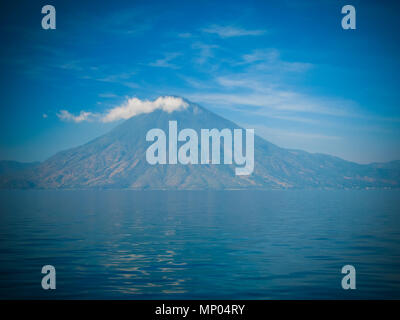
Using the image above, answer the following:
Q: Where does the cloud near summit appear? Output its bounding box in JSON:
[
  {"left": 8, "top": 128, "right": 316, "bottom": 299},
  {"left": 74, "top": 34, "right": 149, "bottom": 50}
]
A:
[{"left": 57, "top": 96, "right": 189, "bottom": 123}]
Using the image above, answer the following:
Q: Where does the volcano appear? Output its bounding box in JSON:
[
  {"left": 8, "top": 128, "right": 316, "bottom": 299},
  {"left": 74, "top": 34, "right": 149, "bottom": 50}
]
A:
[{"left": 1, "top": 99, "right": 399, "bottom": 189}]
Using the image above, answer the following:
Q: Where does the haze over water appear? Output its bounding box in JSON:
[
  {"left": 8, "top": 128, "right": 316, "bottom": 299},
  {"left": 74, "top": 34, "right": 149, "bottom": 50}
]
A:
[{"left": 0, "top": 190, "right": 400, "bottom": 299}]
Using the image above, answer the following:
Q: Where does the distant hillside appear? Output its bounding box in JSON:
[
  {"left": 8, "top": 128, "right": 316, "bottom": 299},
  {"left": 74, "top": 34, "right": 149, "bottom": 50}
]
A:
[
  {"left": 0, "top": 100, "right": 399, "bottom": 189},
  {"left": 0, "top": 160, "right": 39, "bottom": 176}
]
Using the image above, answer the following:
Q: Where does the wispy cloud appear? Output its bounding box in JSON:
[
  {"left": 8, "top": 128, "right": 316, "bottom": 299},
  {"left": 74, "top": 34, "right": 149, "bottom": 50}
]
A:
[
  {"left": 98, "top": 8, "right": 155, "bottom": 36},
  {"left": 253, "top": 125, "right": 342, "bottom": 141},
  {"left": 192, "top": 42, "right": 218, "bottom": 64},
  {"left": 181, "top": 48, "right": 342, "bottom": 119},
  {"left": 57, "top": 110, "right": 95, "bottom": 123},
  {"left": 241, "top": 49, "right": 279, "bottom": 64},
  {"left": 202, "top": 25, "right": 266, "bottom": 38},
  {"left": 187, "top": 90, "right": 354, "bottom": 117},
  {"left": 149, "top": 53, "right": 182, "bottom": 68},
  {"left": 95, "top": 71, "right": 135, "bottom": 82},
  {"left": 178, "top": 32, "right": 192, "bottom": 38},
  {"left": 98, "top": 93, "right": 118, "bottom": 98},
  {"left": 265, "top": 114, "right": 318, "bottom": 124},
  {"left": 240, "top": 49, "right": 313, "bottom": 72},
  {"left": 79, "top": 70, "right": 139, "bottom": 89},
  {"left": 57, "top": 96, "right": 189, "bottom": 123},
  {"left": 183, "top": 65, "right": 357, "bottom": 126},
  {"left": 59, "top": 60, "right": 85, "bottom": 71}
]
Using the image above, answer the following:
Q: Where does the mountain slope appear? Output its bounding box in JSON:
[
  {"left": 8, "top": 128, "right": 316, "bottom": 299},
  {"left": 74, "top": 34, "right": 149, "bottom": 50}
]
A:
[{"left": 1, "top": 100, "right": 399, "bottom": 189}]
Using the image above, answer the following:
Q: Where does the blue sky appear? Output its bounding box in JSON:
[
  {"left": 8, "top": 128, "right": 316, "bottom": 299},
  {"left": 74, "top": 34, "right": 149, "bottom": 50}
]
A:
[{"left": 0, "top": 0, "right": 399, "bottom": 163}]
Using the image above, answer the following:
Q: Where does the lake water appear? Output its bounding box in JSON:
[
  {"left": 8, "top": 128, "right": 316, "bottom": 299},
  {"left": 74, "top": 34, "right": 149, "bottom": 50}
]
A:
[{"left": 0, "top": 190, "right": 400, "bottom": 299}]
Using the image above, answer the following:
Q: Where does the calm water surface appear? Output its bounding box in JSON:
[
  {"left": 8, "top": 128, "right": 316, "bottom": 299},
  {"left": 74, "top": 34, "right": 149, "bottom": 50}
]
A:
[{"left": 0, "top": 190, "right": 400, "bottom": 299}]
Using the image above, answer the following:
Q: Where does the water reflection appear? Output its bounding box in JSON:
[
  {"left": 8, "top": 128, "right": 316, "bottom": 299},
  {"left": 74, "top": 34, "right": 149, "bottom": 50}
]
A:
[{"left": 0, "top": 190, "right": 400, "bottom": 299}]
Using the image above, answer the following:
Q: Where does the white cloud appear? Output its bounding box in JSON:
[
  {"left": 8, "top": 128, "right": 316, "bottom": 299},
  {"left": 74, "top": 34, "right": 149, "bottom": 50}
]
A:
[
  {"left": 57, "top": 96, "right": 189, "bottom": 123},
  {"left": 57, "top": 110, "right": 94, "bottom": 123},
  {"left": 102, "top": 96, "right": 188, "bottom": 122},
  {"left": 202, "top": 25, "right": 266, "bottom": 38}
]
